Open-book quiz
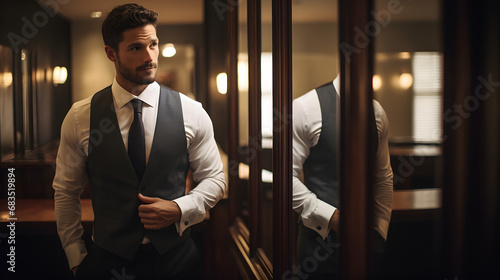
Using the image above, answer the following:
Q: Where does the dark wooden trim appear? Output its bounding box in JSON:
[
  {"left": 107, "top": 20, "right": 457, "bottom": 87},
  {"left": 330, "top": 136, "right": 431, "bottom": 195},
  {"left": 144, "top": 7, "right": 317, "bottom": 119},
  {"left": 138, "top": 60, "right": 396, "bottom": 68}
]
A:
[
  {"left": 247, "top": 0, "right": 262, "bottom": 256},
  {"left": 254, "top": 248, "right": 273, "bottom": 279},
  {"left": 338, "top": 0, "right": 374, "bottom": 278},
  {"left": 272, "top": 0, "right": 293, "bottom": 277},
  {"left": 226, "top": 0, "right": 240, "bottom": 223},
  {"left": 230, "top": 218, "right": 270, "bottom": 279}
]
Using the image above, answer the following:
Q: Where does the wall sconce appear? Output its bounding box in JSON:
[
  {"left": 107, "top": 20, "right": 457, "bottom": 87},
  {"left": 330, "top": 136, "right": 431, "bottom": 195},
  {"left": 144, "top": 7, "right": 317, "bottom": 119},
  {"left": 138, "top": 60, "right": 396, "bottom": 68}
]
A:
[
  {"left": 53, "top": 66, "right": 68, "bottom": 85},
  {"left": 238, "top": 60, "right": 248, "bottom": 92},
  {"left": 216, "top": 72, "right": 227, "bottom": 94},
  {"left": 372, "top": 74, "right": 382, "bottom": 91},
  {"left": 36, "top": 68, "right": 45, "bottom": 82},
  {"left": 398, "top": 52, "right": 411, "bottom": 59},
  {"left": 399, "top": 73, "right": 413, "bottom": 89},
  {"left": 46, "top": 68, "right": 52, "bottom": 83},
  {"left": 162, "top": 43, "right": 176, "bottom": 58},
  {"left": 1, "top": 72, "right": 13, "bottom": 88}
]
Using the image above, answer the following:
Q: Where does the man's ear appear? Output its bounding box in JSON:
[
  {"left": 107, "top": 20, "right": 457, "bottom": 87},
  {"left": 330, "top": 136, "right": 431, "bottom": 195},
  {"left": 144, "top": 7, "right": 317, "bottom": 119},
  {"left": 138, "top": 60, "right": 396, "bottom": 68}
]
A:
[{"left": 105, "top": 45, "right": 117, "bottom": 62}]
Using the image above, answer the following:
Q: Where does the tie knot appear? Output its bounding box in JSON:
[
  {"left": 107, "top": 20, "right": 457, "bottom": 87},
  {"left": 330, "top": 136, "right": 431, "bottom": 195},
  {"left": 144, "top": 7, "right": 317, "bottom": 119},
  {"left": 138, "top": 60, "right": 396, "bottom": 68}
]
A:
[{"left": 130, "top": 99, "right": 143, "bottom": 114}]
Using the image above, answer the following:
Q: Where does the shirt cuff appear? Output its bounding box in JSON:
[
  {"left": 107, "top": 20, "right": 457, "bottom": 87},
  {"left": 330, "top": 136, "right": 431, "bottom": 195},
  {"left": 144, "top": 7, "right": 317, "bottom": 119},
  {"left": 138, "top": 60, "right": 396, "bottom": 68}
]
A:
[
  {"left": 64, "top": 241, "right": 87, "bottom": 270},
  {"left": 173, "top": 195, "right": 205, "bottom": 236},
  {"left": 374, "top": 215, "right": 390, "bottom": 241},
  {"left": 302, "top": 200, "right": 336, "bottom": 240}
]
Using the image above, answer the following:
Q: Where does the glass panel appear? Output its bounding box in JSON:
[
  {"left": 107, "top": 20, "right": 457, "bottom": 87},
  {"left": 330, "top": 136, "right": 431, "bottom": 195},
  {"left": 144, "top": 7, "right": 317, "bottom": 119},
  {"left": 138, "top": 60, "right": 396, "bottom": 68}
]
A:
[
  {"left": 21, "top": 49, "right": 33, "bottom": 151},
  {"left": 373, "top": 0, "right": 443, "bottom": 277},
  {"left": 0, "top": 45, "right": 15, "bottom": 160},
  {"left": 157, "top": 44, "right": 196, "bottom": 99},
  {"left": 292, "top": 0, "right": 339, "bottom": 99},
  {"left": 237, "top": 0, "right": 274, "bottom": 260},
  {"left": 261, "top": 0, "right": 273, "bottom": 261},
  {"left": 237, "top": 0, "right": 250, "bottom": 224},
  {"left": 291, "top": 0, "right": 339, "bottom": 277}
]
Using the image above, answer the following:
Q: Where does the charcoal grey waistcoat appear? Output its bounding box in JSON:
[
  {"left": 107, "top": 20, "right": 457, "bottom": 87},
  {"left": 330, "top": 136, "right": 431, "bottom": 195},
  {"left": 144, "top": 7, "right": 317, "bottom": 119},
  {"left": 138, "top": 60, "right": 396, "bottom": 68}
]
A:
[
  {"left": 87, "top": 85, "right": 190, "bottom": 260},
  {"left": 302, "top": 82, "right": 378, "bottom": 208}
]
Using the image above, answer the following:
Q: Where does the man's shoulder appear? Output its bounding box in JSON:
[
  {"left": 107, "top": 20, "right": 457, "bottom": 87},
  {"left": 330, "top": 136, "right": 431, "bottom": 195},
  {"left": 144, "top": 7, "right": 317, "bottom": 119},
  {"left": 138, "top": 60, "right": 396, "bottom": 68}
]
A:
[
  {"left": 71, "top": 95, "right": 93, "bottom": 111},
  {"left": 293, "top": 88, "right": 321, "bottom": 121},
  {"left": 69, "top": 86, "right": 113, "bottom": 114},
  {"left": 294, "top": 88, "right": 319, "bottom": 104},
  {"left": 178, "top": 91, "right": 204, "bottom": 111}
]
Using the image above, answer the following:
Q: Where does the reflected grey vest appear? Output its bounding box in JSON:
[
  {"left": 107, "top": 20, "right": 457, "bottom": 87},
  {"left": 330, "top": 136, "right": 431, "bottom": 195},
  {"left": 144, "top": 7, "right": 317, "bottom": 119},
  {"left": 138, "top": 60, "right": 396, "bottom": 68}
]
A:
[
  {"left": 87, "top": 86, "right": 190, "bottom": 260},
  {"left": 303, "top": 82, "right": 378, "bottom": 207}
]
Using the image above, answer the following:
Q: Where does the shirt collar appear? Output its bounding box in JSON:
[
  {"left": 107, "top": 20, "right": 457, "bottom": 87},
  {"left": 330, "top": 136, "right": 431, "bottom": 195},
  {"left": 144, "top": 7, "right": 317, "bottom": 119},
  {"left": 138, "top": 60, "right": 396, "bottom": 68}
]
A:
[{"left": 111, "top": 77, "right": 160, "bottom": 109}]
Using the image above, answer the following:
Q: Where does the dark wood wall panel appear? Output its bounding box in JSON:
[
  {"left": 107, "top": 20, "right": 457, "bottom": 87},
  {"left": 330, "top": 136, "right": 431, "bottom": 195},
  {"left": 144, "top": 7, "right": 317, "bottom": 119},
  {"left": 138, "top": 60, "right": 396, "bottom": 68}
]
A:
[
  {"left": 247, "top": 0, "right": 262, "bottom": 257},
  {"left": 272, "top": 0, "right": 293, "bottom": 277},
  {"left": 442, "top": 0, "right": 500, "bottom": 277}
]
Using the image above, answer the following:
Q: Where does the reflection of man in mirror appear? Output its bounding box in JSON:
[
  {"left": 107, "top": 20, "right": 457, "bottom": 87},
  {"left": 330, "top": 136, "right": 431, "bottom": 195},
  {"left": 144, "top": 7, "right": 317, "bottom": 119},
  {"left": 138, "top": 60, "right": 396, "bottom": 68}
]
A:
[
  {"left": 53, "top": 3, "right": 225, "bottom": 279},
  {"left": 293, "top": 74, "right": 393, "bottom": 278}
]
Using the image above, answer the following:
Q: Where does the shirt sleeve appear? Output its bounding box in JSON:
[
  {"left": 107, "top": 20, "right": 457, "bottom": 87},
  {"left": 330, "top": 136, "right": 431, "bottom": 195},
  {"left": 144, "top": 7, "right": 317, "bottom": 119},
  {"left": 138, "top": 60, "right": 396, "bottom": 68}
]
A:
[
  {"left": 173, "top": 104, "right": 226, "bottom": 235},
  {"left": 52, "top": 105, "right": 89, "bottom": 269},
  {"left": 292, "top": 96, "right": 336, "bottom": 240},
  {"left": 372, "top": 100, "right": 394, "bottom": 240}
]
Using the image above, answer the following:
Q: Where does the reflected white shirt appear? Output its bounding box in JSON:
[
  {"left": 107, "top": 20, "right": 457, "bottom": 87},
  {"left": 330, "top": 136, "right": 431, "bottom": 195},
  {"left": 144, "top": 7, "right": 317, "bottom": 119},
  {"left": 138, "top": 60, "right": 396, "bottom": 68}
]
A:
[
  {"left": 292, "top": 76, "right": 393, "bottom": 240},
  {"left": 53, "top": 79, "right": 225, "bottom": 269}
]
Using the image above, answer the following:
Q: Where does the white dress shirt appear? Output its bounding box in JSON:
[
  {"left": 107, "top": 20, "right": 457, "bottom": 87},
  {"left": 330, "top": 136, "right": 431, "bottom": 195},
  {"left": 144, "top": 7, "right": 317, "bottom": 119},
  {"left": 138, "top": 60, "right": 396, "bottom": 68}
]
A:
[
  {"left": 292, "top": 76, "right": 393, "bottom": 240},
  {"left": 53, "top": 79, "right": 226, "bottom": 269}
]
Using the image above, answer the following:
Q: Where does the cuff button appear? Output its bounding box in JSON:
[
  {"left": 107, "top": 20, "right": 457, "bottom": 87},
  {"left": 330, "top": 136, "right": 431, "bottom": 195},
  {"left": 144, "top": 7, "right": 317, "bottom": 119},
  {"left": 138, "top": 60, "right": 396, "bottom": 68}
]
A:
[
  {"left": 185, "top": 221, "right": 189, "bottom": 226},
  {"left": 317, "top": 226, "right": 322, "bottom": 230}
]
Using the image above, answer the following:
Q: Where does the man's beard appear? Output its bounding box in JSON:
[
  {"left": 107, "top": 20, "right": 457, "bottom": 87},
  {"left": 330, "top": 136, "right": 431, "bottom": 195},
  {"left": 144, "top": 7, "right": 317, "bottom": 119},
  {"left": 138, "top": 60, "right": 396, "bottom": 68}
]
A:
[{"left": 117, "top": 57, "right": 157, "bottom": 85}]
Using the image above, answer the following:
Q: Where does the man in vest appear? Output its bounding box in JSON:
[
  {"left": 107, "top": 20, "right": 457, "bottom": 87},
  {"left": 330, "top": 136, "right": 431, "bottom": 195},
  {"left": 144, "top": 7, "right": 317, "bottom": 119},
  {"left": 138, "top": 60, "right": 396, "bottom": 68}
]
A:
[
  {"left": 292, "top": 75, "right": 393, "bottom": 279},
  {"left": 53, "top": 4, "right": 225, "bottom": 279}
]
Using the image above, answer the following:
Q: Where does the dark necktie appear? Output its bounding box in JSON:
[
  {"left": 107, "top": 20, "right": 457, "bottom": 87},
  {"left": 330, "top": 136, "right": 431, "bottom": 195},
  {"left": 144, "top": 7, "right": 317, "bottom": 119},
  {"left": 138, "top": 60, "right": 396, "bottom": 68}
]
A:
[{"left": 128, "top": 99, "right": 146, "bottom": 181}]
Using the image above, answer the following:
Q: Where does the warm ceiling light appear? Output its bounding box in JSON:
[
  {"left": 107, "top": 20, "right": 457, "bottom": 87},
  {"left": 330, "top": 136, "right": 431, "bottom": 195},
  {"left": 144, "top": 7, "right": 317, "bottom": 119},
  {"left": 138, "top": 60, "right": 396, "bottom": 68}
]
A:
[
  {"left": 399, "top": 73, "right": 413, "bottom": 89},
  {"left": 372, "top": 74, "right": 382, "bottom": 91},
  {"left": 162, "top": 43, "right": 176, "bottom": 57},
  {"left": 216, "top": 72, "right": 227, "bottom": 94},
  {"left": 90, "top": 11, "right": 102, "bottom": 18}
]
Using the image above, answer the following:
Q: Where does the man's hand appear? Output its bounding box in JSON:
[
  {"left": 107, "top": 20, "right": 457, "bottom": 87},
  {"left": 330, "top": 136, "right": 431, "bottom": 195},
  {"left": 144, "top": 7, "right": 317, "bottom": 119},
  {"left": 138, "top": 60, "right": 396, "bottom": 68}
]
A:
[
  {"left": 138, "top": 193, "right": 181, "bottom": 230},
  {"left": 329, "top": 209, "right": 340, "bottom": 234}
]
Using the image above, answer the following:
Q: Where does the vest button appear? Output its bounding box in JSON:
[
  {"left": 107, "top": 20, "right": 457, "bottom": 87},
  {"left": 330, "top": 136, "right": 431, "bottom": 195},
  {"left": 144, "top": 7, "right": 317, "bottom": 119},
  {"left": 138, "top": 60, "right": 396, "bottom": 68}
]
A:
[
  {"left": 317, "top": 226, "right": 322, "bottom": 230},
  {"left": 185, "top": 221, "right": 189, "bottom": 226}
]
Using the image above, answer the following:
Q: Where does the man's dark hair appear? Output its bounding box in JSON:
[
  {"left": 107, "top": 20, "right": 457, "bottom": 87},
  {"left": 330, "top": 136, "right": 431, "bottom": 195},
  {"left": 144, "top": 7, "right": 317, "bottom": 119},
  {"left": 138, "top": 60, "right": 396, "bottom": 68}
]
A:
[{"left": 102, "top": 3, "right": 158, "bottom": 51}]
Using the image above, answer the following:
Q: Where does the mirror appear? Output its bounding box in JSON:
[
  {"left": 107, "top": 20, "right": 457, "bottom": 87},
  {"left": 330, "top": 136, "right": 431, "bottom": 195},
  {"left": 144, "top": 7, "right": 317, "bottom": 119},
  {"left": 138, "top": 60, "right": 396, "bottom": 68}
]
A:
[
  {"left": 291, "top": 0, "right": 442, "bottom": 278},
  {"left": 21, "top": 49, "right": 34, "bottom": 151},
  {"left": 237, "top": 0, "right": 250, "bottom": 224},
  {"left": 373, "top": 0, "right": 443, "bottom": 277},
  {"left": 0, "top": 45, "right": 14, "bottom": 160},
  {"left": 237, "top": 0, "right": 274, "bottom": 260},
  {"left": 291, "top": 0, "right": 340, "bottom": 278},
  {"left": 156, "top": 44, "right": 196, "bottom": 99}
]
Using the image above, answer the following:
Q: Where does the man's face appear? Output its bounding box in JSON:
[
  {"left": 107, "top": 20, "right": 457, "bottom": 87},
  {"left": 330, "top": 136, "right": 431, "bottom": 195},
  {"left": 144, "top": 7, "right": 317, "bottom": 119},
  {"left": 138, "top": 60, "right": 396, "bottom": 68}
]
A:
[{"left": 114, "top": 24, "right": 159, "bottom": 86}]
